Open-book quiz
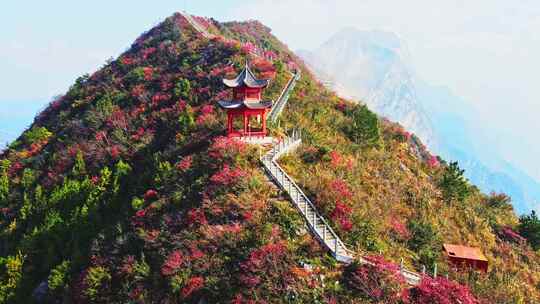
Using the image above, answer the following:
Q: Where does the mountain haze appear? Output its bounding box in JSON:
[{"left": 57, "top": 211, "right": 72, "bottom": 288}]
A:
[{"left": 300, "top": 28, "right": 540, "bottom": 214}]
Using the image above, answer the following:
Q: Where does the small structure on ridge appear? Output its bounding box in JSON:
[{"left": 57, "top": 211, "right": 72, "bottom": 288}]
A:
[
  {"left": 443, "top": 244, "right": 488, "bottom": 272},
  {"left": 218, "top": 63, "right": 272, "bottom": 137}
]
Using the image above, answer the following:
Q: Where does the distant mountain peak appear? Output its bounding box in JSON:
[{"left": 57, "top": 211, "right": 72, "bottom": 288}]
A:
[{"left": 302, "top": 27, "right": 435, "bottom": 149}]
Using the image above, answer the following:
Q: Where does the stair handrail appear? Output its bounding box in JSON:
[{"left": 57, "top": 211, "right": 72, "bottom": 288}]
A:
[
  {"left": 271, "top": 160, "right": 350, "bottom": 253},
  {"left": 261, "top": 132, "right": 352, "bottom": 258},
  {"left": 268, "top": 71, "right": 301, "bottom": 123},
  {"left": 261, "top": 131, "right": 422, "bottom": 284}
]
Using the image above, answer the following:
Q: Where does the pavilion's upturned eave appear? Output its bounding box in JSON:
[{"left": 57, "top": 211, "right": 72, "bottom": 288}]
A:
[
  {"left": 222, "top": 66, "right": 270, "bottom": 88},
  {"left": 218, "top": 100, "right": 272, "bottom": 110}
]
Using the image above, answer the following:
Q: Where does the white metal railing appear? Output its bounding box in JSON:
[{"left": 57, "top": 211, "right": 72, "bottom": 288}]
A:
[
  {"left": 261, "top": 130, "right": 422, "bottom": 284},
  {"left": 180, "top": 11, "right": 214, "bottom": 39},
  {"left": 261, "top": 130, "right": 353, "bottom": 262},
  {"left": 268, "top": 70, "right": 301, "bottom": 123},
  {"left": 181, "top": 12, "right": 275, "bottom": 63}
]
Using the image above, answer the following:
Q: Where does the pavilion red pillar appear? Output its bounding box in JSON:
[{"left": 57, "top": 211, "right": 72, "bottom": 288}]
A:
[
  {"left": 227, "top": 113, "right": 232, "bottom": 136},
  {"left": 243, "top": 113, "right": 248, "bottom": 136},
  {"left": 262, "top": 111, "right": 267, "bottom": 136}
]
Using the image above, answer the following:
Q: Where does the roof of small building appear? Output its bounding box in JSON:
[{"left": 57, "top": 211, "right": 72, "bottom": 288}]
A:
[
  {"left": 223, "top": 65, "right": 270, "bottom": 88},
  {"left": 218, "top": 100, "right": 272, "bottom": 110},
  {"left": 443, "top": 244, "right": 488, "bottom": 262}
]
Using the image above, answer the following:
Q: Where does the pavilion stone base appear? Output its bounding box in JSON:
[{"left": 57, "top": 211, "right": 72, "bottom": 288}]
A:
[{"left": 238, "top": 136, "right": 276, "bottom": 145}]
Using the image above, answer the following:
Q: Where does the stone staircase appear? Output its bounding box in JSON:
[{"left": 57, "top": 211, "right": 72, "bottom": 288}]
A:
[
  {"left": 261, "top": 130, "right": 354, "bottom": 262},
  {"left": 261, "top": 130, "right": 422, "bottom": 285},
  {"left": 268, "top": 70, "right": 301, "bottom": 123},
  {"left": 180, "top": 11, "right": 214, "bottom": 39}
]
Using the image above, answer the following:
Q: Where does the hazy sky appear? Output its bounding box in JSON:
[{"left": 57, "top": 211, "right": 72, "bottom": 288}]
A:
[{"left": 1, "top": 0, "right": 539, "bottom": 181}]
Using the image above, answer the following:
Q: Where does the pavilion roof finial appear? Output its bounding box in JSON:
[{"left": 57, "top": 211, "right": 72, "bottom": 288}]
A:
[{"left": 223, "top": 60, "right": 269, "bottom": 89}]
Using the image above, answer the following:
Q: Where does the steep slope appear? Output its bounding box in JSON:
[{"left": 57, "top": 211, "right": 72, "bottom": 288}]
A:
[{"left": 0, "top": 13, "right": 539, "bottom": 304}]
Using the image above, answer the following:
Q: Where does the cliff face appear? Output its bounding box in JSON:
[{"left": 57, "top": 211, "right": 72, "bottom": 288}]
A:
[{"left": 0, "top": 13, "right": 538, "bottom": 304}]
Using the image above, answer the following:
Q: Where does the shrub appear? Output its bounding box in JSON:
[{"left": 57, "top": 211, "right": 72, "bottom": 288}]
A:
[
  {"left": 177, "top": 155, "right": 193, "bottom": 171},
  {"left": 485, "top": 192, "right": 512, "bottom": 209},
  {"left": 0, "top": 252, "right": 24, "bottom": 304},
  {"left": 499, "top": 226, "right": 526, "bottom": 245},
  {"left": 181, "top": 276, "right": 204, "bottom": 298},
  {"left": 407, "top": 220, "right": 442, "bottom": 267},
  {"left": 344, "top": 104, "right": 381, "bottom": 148},
  {"left": 47, "top": 260, "right": 71, "bottom": 292},
  {"left": 438, "top": 162, "right": 470, "bottom": 203},
  {"left": 238, "top": 241, "right": 294, "bottom": 295},
  {"left": 143, "top": 189, "right": 158, "bottom": 201},
  {"left": 0, "top": 159, "right": 10, "bottom": 202},
  {"left": 210, "top": 165, "right": 247, "bottom": 187},
  {"left": 174, "top": 78, "right": 191, "bottom": 99},
  {"left": 83, "top": 266, "right": 112, "bottom": 301},
  {"left": 161, "top": 250, "right": 183, "bottom": 276},
  {"left": 519, "top": 210, "right": 540, "bottom": 250},
  {"left": 409, "top": 276, "right": 479, "bottom": 304},
  {"left": 343, "top": 256, "right": 408, "bottom": 303},
  {"left": 23, "top": 126, "right": 52, "bottom": 145}
]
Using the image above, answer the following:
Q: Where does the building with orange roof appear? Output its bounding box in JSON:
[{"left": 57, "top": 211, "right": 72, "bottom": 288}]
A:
[{"left": 443, "top": 244, "right": 488, "bottom": 272}]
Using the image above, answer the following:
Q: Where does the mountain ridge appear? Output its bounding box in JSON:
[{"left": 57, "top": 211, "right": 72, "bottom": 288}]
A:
[{"left": 0, "top": 13, "right": 539, "bottom": 303}]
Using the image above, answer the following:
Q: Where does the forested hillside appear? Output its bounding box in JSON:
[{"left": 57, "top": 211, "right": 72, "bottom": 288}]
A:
[{"left": 0, "top": 13, "right": 539, "bottom": 303}]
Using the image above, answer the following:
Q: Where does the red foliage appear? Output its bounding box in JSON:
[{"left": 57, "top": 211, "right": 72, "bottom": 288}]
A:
[
  {"left": 196, "top": 104, "right": 216, "bottom": 126},
  {"left": 500, "top": 226, "right": 527, "bottom": 244},
  {"left": 120, "top": 56, "right": 135, "bottom": 66},
  {"left": 331, "top": 201, "right": 353, "bottom": 231},
  {"left": 143, "top": 67, "right": 154, "bottom": 81},
  {"left": 160, "top": 80, "right": 173, "bottom": 91},
  {"left": 187, "top": 208, "right": 208, "bottom": 226},
  {"left": 208, "top": 136, "right": 247, "bottom": 159},
  {"left": 91, "top": 176, "right": 100, "bottom": 185},
  {"left": 8, "top": 162, "right": 24, "bottom": 175},
  {"left": 210, "top": 164, "right": 247, "bottom": 186},
  {"left": 344, "top": 256, "right": 408, "bottom": 303},
  {"left": 181, "top": 276, "right": 204, "bottom": 298},
  {"left": 120, "top": 255, "right": 136, "bottom": 276},
  {"left": 161, "top": 250, "right": 184, "bottom": 276},
  {"left": 144, "top": 189, "right": 158, "bottom": 201},
  {"left": 390, "top": 218, "right": 411, "bottom": 240},
  {"left": 109, "top": 145, "right": 121, "bottom": 159},
  {"left": 410, "top": 276, "right": 479, "bottom": 304},
  {"left": 252, "top": 58, "right": 276, "bottom": 79},
  {"left": 330, "top": 201, "right": 352, "bottom": 219},
  {"left": 189, "top": 245, "right": 205, "bottom": 260},
  {"left": 330, "top": 178, "right": 352, "bottom": 200},
  {"left": 241, "top": 42, "right": 257, "bottom": 54},
  {"left": 107, "top": 109, "right": 128, "bottom": 130},
  {"left": 239, "top": 242, "right": 288, "bottom": 288},
  {"left": 177, "top": 156, "right": 193, "bottom": 171},
  {"left": 329, "top": 150, "right": 342, "bottom": 168},
  {"left": 95, "top": 131, "right": 107, "bottom": 143},
  {"left": 142, "top": 47, "right": 157, "bottom": 60},
  {"left": 131, "top": 84, "right": 146, "bottom": 98},
  {"left": 135, "top": 209, "right": 147, "bottom": 218},
  {"left": 151, "top": 93, "right": 171, "bottom": 107},
  {"left": 336, "top": 100, "right": 348, "bottom": 112},
  {"left": 427, "top": 155, "right": 440, "bottom": 168}
]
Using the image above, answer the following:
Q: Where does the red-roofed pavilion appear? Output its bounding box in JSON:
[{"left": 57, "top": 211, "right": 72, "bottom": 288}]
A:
[{"left": 218, "top": 64, "right": 272, "bottom": 137}]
